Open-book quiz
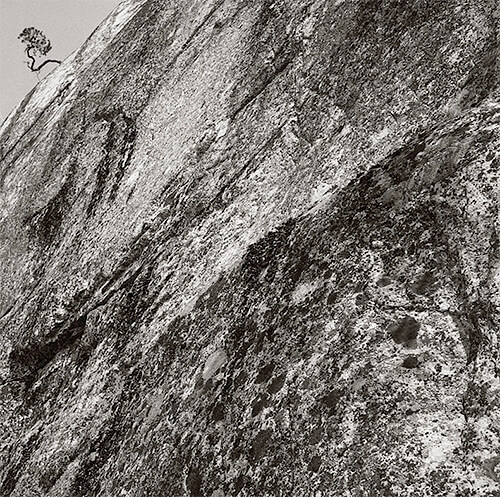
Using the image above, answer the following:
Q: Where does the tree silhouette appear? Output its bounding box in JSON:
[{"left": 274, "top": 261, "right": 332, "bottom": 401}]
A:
[{"left": 18, "top": 27, "right": 61, "bottom": 72}]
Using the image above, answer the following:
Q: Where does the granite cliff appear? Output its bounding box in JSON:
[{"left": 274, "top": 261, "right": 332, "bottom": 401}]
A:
[{"left": 0, "top": 0, "right": 499, "bottom": 495}]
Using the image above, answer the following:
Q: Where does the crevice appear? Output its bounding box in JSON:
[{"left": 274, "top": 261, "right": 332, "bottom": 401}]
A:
[
  {"left": 9, "top": 314, "right": 88, "bottom": 387},
  {"left": 95, "top": 262, "right": 145, "bottom": 309},
  {"left": 86, "top": 111, "right": 137, "bottom": 216},
  {"left": 0, "top": 304, "right": 14, "bottom": 320},
  {"left": 230, "top": 47, "right": 296, "bottom": 122},
  {"left": 173, "top": 0, "right": 225, "bottom": 64},
  {"left": 26, "top": 164, "right": 75, "bottom": 245},
  {"left": 0, "top": 426, "right": 42, "bottom": 496}
]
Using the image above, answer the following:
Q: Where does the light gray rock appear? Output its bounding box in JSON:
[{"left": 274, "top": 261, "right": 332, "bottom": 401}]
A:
[{"left": 0, "top": 0, "right": 499, "bottom": 495}]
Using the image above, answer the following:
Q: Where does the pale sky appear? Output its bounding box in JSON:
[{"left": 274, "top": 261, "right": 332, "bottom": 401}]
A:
[{"left": 0, "top": 0, "right": 122, "bottom": 122}]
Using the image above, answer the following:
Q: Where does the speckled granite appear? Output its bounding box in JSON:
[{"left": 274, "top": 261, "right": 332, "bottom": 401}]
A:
[{"left": 0, "top": 0, "right": 499, "bottom": 495}]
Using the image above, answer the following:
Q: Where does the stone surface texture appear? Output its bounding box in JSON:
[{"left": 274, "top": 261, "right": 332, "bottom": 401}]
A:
[{"left": 0, "top": 0, "right": 499, "bottom": 495}]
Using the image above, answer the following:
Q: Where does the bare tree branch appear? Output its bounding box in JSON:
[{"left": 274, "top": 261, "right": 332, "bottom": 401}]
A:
[{"left": 26, "top": 47, "right": 61, "bottom": 72}]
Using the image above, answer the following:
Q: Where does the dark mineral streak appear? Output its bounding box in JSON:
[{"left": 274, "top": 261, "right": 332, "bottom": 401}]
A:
[{"left": 0, "top": 0, "right": 499, "bottom": 496}]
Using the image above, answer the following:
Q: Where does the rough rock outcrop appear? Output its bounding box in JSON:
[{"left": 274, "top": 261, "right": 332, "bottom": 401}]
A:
[{"left": 0, "top": 0, "right": 499, "bottom": 495}]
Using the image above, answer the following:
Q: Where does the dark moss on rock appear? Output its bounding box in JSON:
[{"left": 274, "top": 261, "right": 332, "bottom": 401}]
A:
[
  {"left": 212, "top": 402, "right": 225, "bottom": 422},
  {"left": 402, "top": 356, "right": 420, "bottom": 369},
  {"left": 254, "top": 362, "right": 275, "bottom": 384},
  {"left": 321, "top": 389, "right": 343, "bottom": 416},
  {"left": 308, "top": 455, "right": 322, "bottom": 473},
  {"left": 308, "top": 426, "right": 323, "bottom": 445},
  {"left": 186, "top": 467, "right": 202, "bottom": 497},
  {"left": 251, "top": 429, "right": 273, "bottom": 461},
  {"left": 388, "top": 316, "right": 421, "bottom": 346},
  {"left": 267, "top": 373, "right": 286, "bottom": 394},
  {"left": 410, "top": 271, "right": 438, "bottom": 295}
]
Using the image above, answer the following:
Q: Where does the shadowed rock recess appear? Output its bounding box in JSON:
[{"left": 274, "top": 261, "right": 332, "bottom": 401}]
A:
[{"left": 0, "top": 0, "right": 499, "bottom": 495}]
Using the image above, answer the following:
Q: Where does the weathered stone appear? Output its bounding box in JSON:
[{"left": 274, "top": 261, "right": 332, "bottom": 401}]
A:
[
  {"left": 0, "top": 0, "right": 499, "bottom": 495},
  {"left": 202, "top": 348, "right": 228, "bottom": 380}
]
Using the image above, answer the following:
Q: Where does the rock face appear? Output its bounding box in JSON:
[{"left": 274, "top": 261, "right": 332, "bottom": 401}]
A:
[{"left": 0, "top": 0, "right": 499, "bottom": 495}]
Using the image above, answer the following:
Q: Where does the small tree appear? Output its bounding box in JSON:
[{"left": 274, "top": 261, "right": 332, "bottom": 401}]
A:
[{"left": 18, "top": 27, "right": 61, "bottom": 72}]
